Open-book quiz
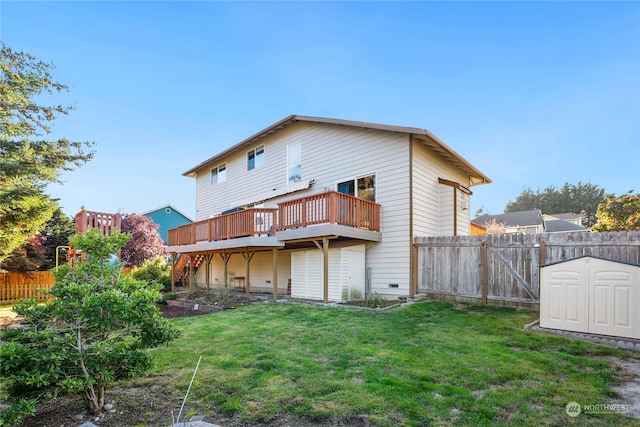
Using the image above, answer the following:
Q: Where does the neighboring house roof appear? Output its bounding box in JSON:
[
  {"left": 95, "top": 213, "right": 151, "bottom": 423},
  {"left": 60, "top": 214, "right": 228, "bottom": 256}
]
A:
[
  {"left": 139, "top": 204, "right": 194, "bottom": 244},
  {"left": 546, "top": 212, "right": 583, "bottom": 221},
  {"left": 544, "top": 220, "right": 587, "bottom": 233},
  {"left": 183, "top": 115, "right": 492, "bottom": 186},
  {"left": 139, "top": 204, "right": 194, "bottom": 222},
  {"left": 472, "top": 209, "right": 544, "bottom": 228}
]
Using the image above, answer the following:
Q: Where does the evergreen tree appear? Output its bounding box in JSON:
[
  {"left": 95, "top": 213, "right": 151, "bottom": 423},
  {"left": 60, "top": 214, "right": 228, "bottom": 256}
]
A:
[
  {"left": 505, "top": 181, "right": 605, "bottom": 227},
  {"left": 0, "top": 43, "right": 94, "bottom": 263}
]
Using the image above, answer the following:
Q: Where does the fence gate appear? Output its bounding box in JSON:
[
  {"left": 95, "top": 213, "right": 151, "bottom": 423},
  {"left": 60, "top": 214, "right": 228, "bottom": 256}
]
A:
[{"left": 540, "top": 256, "right": 640, "bottom": 339}]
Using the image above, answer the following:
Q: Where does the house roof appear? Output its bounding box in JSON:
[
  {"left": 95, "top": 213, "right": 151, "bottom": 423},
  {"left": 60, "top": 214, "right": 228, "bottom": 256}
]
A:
[
  {"left": 183, "top": 115, "right": 492, "bottom": 186},
  {"left": 138, "top": 204, "right": 194, "bottom": 222},
  {"left": 544, "top": 220, "right": 587, "bottom": 233},
  {"left": 546, "top": 212, "right": 583, "bottom": 221},
  {"left": 472, "top": 209, "right": 543, "bottom": 228}
]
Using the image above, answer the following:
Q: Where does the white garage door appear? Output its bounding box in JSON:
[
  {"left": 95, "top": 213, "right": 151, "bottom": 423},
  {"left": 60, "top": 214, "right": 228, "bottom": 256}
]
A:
[{"left": 540, "top": 257, "right": 640, "bottom": 339}]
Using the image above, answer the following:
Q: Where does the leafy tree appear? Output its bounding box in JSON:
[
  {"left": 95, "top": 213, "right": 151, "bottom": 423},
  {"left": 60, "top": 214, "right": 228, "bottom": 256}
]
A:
[
  {"left": 0, "top": 228, "right": 180, "bottom": 424},
  {"left": 592, "top": 191, "right": 640, "bottom": 232},
  {"left": 120, "top": 214, "right": 166, "bottom": 267},
  {"left": 39, "top": 207, "right": 76, "bottom": 270},
  {"left": 0, "top": 235, "right": 46, "bottom": 272},
  {"left": 505, "top": 181, "right": 605, "bottom": 227},
  {"left": 0, "top": 43, "right": 94, "bottom": 264}
]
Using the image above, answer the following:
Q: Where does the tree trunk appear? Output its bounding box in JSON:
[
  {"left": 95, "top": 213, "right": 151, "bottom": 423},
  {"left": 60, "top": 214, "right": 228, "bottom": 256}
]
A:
[{"left": 84, "top": 385, "right": 105, "bottom": 413}]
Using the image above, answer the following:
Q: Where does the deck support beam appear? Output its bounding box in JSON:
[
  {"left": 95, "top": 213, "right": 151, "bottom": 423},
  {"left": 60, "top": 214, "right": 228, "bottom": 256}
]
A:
[
  {"left": 242, "top": 249, "right": 255, "bottom": 299},
  {"left": 170, "top": 252, "right": 177, "bottom": 293},
  {"left": 205, "top": 254, "right": 214, "bottom": 294},
  {"left": 322, "top": 237, "right": 329, "bottom": 303},
  {"left": 219, "top": 252, "right": 231, "bottom": 289},
  {"left": 272, "top": 248, "right": 278, "bottom": 302}
]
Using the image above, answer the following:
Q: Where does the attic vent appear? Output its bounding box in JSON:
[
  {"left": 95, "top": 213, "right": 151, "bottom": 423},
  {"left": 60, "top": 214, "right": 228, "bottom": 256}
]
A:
[{"left": 165, "top": 207, "right": 172, "bottom": 214}]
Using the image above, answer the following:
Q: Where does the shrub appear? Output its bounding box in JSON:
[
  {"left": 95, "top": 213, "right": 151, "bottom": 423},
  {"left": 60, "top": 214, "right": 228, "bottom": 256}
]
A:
[
  {"left": 0, "top": 229, "right": 180, "bottom": 424},
  {"left": 130, "top": 255, "right": 172, "bottom": 292}
]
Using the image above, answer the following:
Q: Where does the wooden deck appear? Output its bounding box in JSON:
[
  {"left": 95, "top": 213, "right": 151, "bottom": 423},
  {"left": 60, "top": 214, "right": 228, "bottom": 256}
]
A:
[{"left": 167, "top": 192, "right": 381, "bottom": 247}]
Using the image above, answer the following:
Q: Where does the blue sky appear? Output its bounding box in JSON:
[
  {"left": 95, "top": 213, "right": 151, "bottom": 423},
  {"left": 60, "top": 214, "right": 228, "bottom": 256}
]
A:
[{"left": 2, "top": 1, "right": 639, "bottom": 220}]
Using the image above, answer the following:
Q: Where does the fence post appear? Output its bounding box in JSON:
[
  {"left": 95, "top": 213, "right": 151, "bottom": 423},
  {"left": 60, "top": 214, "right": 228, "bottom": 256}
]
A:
[
  {"left": 481, "top": 242, "right": 488, "bottom": 304},
  {"left": 539, "top": 240, "right": 546, "bottom": 266}
]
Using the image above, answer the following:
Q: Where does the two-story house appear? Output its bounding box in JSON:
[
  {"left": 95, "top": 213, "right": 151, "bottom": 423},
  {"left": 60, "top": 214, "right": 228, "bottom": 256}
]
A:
[{"left": 167, "top": 115, "right": 491, "bottom": 302}]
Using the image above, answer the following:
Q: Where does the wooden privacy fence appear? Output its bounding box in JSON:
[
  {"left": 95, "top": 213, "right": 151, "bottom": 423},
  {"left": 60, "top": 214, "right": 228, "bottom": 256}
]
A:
[
  {"left": 415, "top": 231, "right": 640, "bottom": 309},
  {"left": 0, "top": 271, "right": 55, "bottom": 305}
]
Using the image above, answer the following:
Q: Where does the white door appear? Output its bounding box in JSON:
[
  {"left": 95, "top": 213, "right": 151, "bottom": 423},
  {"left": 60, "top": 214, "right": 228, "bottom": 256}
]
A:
[
  {"left": 540, "top": 257, "right": 640, "bottom": 339},
  {"left": 540, "top": 262, "right": 588, "bottom": 333},
  {"left": 588, "top": 258, "right": 639, "bottom": 339},
  {"left": 345, "top": 248, "right": 365, "bottom": 300}
]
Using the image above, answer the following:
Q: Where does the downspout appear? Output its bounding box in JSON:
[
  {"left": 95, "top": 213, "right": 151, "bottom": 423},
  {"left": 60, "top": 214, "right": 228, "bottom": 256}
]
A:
[
  {"left": 453, "top": 187, "right": 458, "bottom": 236},
  {"left": 409, "top": 136, "right": 415, "bottom": 297}
]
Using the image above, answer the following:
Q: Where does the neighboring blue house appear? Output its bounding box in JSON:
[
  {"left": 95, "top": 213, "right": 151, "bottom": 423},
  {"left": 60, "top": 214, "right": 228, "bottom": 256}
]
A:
[{"left": 140, "top": 205, "right": 193, "bottom": 244}]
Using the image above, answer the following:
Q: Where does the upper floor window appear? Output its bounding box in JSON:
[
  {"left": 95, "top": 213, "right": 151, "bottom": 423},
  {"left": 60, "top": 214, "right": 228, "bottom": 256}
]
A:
[
  {"left": 337, "top": 173, "right": 376, "bottom": 202},
  {"left": 287, "top": 142, "right": 301, "bottom": 184},
  {"left": 247, "top": 145, "right": 264, "bottom": 171},
  {"left": 210, "top": 164, "right": 226, "bottom": 185}
]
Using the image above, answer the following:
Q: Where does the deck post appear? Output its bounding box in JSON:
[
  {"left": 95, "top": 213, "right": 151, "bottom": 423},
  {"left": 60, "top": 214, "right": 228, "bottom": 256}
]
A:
[
  {"left": 323, "top": 237, "right": 329, "bottom": 303},
  {"left": 170, "top": 252, "right": 177, "bottom": 293},
  {"left": 242, "top": 249, "right": 255, "bottom": 299},
  {"left": 205, "top": 254, "right": 213, "bottom": 294},
  {"left": 188, "top": 254, "right": 194, "bottom": 291},
  {"left": 219, "top": 252, "right": 231, "bottom": 289},
  {"left": 272, "top": 248, "right": 278, "bottom": 302}
]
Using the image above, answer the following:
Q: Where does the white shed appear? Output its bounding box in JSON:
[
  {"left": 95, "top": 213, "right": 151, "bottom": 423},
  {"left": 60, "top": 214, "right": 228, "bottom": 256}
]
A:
[{"left": 540, "top": 256, "right": 640, "bottom": 339}]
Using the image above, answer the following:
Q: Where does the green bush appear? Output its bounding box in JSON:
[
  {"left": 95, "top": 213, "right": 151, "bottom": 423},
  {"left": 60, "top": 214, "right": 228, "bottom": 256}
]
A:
[
  {"left": 0, "top": 229, "right": 180, "bottom": 424},
  {"left": 130, "top": 256, "right": 172, "bottom": 292}
]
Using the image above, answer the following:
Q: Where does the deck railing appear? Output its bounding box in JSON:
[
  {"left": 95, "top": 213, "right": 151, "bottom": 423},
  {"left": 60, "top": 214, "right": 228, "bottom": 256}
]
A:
[
  {"left": 278, "top": 191, "right": 380, "bottom": 232},
  {"left": 168, "top": 208, "right": 278, "bottom": 246},
  {"left": 75, "top": 209, "right": 122, "bottom": 235},
  {"left": 167, "top": 192, "right": 381, "bottom": 247}
]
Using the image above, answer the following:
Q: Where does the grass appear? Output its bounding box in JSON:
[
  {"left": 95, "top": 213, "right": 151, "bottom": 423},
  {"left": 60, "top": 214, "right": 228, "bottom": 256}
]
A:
[
  {"left": 148, "top": 300, "right": 638, "bottom": 426},
  {"left": 0, "top": 304, "right": 17, "bottom": 319}
]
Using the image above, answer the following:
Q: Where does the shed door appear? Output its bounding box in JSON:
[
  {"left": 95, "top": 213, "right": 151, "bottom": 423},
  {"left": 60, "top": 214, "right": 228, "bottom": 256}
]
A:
[
  {"left": 588, "top": 258, "right": 638, "bottom": 338},
  {"left": 540, "top": 258, "right": 640, "bottom": 339},
  {"left": 540, "top": 266, "right": 588, "bottom": 333}
]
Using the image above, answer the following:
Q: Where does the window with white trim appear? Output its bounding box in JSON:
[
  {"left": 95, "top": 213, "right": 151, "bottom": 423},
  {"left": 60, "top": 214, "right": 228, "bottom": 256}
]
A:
[
  {"left": 287, "top": 142, "right": 301, "bottom": 184},
  {"left": 210, "top": 164, "right": 226, "bottom": 185},
  {"left": 247, "top": 145, "right": 264, "bottom": 171},
  {"left": 337, "top": 173, "right": 376, "bottom": 201}
]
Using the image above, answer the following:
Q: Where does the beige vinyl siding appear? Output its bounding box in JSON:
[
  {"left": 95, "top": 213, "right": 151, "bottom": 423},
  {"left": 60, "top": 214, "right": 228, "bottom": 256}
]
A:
[
  {"left": 296, "top": 123, "right": 412, "bottom": 298},
  {"left": 412, "top": 139, "right": 472, "bottom": 237},
  {"left": 193, "top": 251, "right": 291, "bottom": 294}
]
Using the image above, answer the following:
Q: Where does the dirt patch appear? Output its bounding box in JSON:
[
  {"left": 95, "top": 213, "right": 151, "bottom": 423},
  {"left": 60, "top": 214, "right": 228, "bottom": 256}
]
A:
[
  {"left": 608, "top": 357, "right": 640, "bottom": 419},
  {"left": 14, "top": 381, "right": 363, "bottom": 427}
]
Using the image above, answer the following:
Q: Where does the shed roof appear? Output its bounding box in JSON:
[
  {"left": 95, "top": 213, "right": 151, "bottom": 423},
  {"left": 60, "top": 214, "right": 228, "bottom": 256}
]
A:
[{"left": 183, "top": 115, "right": 491, "bottom": 186}]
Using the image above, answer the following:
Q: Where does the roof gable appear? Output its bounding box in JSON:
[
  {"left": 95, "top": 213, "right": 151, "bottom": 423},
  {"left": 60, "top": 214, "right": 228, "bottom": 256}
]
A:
[
  {"left": 139, "top": 204, "right": 193, "bottom": 222},
  {"left": 183, "top": 115, "right": 491, "bottom": 186}
]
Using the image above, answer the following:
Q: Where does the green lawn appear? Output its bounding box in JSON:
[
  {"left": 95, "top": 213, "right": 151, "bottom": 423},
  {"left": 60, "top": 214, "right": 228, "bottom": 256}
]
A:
[{"left": 149, "top": 300, "right": 639, "bottom": 426}]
